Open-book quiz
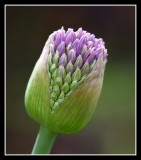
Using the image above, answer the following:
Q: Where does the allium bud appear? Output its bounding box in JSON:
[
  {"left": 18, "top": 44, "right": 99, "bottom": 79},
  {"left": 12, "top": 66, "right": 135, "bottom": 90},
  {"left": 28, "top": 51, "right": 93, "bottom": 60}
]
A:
[
  {"left": 80, "top": 45, "right": 87, "bottom": 57},
  {"left": 53, "top": 51, "right": 59, "bottom": 66},
  {"left": 49, "top": 43, "right": 55, "bottom": 56},
  {"left": 81, "top": 61, "right": 90, "bottom": 76},
  {"left": 58, "top": 53, "right": 67, "bottom": 67},
  {"left": 57, "top": 65, "right": 66, "bottom": 79},
  {"left": 72, "top": 39, "right": 80, "bottom": 57},
  {"left": 66, "top": 61, "right": 74, "bottom": 74},
  {"left": 25, "top": 27, "right": 108, "bottom": 134},
  {"left": 72, "top": 68, "right": 81, "bottom": 82},
  {"left": 67, "top": 49, "right": 76, "bottom": 64},
  {"left": 80, "top": 35, "right": 87, "bottom": 50},
  {"left": 65, "top": 31, "right": 76, "bottom": 46},
  {"left": 64, "top": 72, "right": 72, "bottom": 84},
  {"left": 74, "top": 55, "right": 83, "bottom": 70},
  {"left": 56, "top": 42, "right": 65, "bottom": 57}
]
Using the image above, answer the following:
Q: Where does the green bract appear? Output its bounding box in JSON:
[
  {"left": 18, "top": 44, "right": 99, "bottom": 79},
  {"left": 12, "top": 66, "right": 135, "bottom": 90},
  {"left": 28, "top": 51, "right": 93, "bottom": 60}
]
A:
[{"left": 25, "top": 28, "right": 107, "bottom": 134}]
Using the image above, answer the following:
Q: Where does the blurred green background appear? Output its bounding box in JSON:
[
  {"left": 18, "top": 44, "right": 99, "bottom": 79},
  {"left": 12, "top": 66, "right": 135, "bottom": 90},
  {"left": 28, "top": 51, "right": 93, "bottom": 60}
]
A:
[{"left": 6, "top": 5, "right": 135, "bottom": 154}]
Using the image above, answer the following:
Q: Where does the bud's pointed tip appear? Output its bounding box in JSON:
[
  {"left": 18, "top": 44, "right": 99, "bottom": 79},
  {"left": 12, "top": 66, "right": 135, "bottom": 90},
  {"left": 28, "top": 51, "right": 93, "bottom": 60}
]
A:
[{"left": 61, "top": 26, "right": 64, "bottom": 30}]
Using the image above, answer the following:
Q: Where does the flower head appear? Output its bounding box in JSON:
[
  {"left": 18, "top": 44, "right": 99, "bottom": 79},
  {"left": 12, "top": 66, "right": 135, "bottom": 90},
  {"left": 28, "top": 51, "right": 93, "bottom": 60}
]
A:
[
  {"left": 25, "top": 27, "right": 108, "bottom": 134},
  {"left": 47, "top": 27, "right": 107, "bottom": 110}
]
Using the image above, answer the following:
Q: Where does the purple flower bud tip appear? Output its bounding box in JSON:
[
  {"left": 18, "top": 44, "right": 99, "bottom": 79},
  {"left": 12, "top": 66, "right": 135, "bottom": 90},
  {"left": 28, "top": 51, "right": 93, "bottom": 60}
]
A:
[
  {"left": 72, "top": 39, "right": 80, "bottom": 57},
  {"left": 74, "top": 55, "right": 83, "bottom": 70},
  {"left": 80, "top": 35, "right": 87, "bottom": 50},
  {"left": 80, "top": 45, "right": 87, "bottom": 57},
  {"left": 56, "top": 42, "right": 65, "bottom": 57},
  {"left": 55, "top": 32, "right": 61, "bottom": 49},
  {"left": 83, "top": 48, "right": 92, "bottom": 63},
  {"left": 60, "top": 27, "right": 66, "bottom": 42},
  {"left": 95, "top": 48, "right": 107, "bottom": 61},
  {"left": 66, "top": 28, "right": 74, "bottom": 37},
  {"left": 94, "top": 48, "right": 102, "bottom": 60},
  {"left": 94, "top": 38, "right": 103, "bottom": 50},
  {"left": 59, "top": 53, "right": 67, "bottom": 67},
  {"left": 86, "top": 51, "right": 95, "bottom": 65},
  {"left": 87, "top": 41, "right": 94, "bottom": 49},
  {"left": 75, "top": 27, "right": 83, "bottom": 39},
  {"left": 85, "top": 33, "right": 91, "bottom": 40},
  {"left": 51, "top": 31, "right": 57, "bottom": 42},
  {"left": 88, "top": 34, "right": 95, "bottom": 42},
  {"left": 65, "top": 31, "right": 76, "bottom": 46},
  {"left": 49, "top": 27, "right": 107, "bottom": 73},
  {"left": 67, "top": 49, "right": 76, "bottom": 64},
  {"left": 82, "top": 30, "right": 87, "bottom": 35}
]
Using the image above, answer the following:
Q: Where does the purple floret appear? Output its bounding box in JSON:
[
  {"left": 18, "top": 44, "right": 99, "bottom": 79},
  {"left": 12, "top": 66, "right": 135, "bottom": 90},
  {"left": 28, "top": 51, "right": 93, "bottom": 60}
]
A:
[{"left": 49, "top": 27, "right": 108, "bottom": 74}]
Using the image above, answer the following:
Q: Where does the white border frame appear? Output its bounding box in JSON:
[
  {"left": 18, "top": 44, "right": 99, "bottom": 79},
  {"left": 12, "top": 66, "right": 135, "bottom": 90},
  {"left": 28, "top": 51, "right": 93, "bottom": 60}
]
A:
[{"left": 4, "top": 4, "right": 137, "bottom": 156}]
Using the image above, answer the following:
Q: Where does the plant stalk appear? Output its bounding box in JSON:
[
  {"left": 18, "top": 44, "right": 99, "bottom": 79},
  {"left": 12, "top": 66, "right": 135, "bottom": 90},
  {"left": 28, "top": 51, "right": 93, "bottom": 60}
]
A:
[{"left": 32, "top": 126, "right": 57, "bottom": 154}]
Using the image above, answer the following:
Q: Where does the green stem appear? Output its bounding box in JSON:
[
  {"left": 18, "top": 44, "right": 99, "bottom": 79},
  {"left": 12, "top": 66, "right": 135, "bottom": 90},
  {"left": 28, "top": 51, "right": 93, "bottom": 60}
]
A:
[{"left": 32, "top": 126, "right": 57, "bottom": 154}]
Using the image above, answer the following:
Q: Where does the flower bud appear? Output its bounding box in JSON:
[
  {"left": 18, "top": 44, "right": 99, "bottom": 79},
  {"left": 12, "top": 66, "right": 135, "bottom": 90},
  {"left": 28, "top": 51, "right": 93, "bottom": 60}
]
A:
[
  {"left": 75, "top": 27, "right": 83, "bottom": 39},
  {"left": 65, "top": 28, "right": 73, "bottom": 38},
  {"left": 50, "top": 64, "right": 57, "bottom": 74},
  {"left": 57, "top": 65, "right": 66, "bottom": 79},
  {"left": 60, "top": 82, "right": 70, "bottom": 94},
  {"left": 65, "top": 31, "right": 76, "bottom": 46},
  {"left": 67, "top": 49, "right": 76, "bottom": 64},
  {"left": 88, "top": 34, "right": 95, "bottom": 42},
  {"left": 50, "top": 92, "right": 57, "bottom": 101},
  {"left": 90, "top": 59, "right": 96, "bottom": 72},
  {"left": 48, "top": 53, "right": 52, "bottom": 67},
  {"left": 81, "top": 61, "right": 90, "bottom": 76},
  {"left": 52, "top": 69, "right": 58, "bottom": 80},
  {"left": 80, "top": 35, "right": 87, "bottom": 50},
  {"left": 66, "top": 43, "right": 72, "bottom": 53},
  {"left": 54, "top": 77, "right": 63, "bottom": 87},
  {"left": 53, "top": 51, "right": 59, "bottom": 67},
  {"left": 74, "top": 55, "right": 83, "bottom": 70},
  {"left": 80, "top": 45, "right": 87, "bottom": 57},
  {"left": 49, "top": 43, "right": 55, "bottom": 56},
  {"left": 58, "top": 91, "right": 65, "bottom": 99},
  {"left": 66, "top": 61, "right": 74, "bottom": 74},
  {"left": 25, "top": 27, "right": 108, "bottom": 134},
  {"left": 64, "top": 72, "right": 72, "bottom": 84},
  {"left": 86, "top": 49, "right": 95, "bottom": 65},
  {"left": 72, "top": 39, "right": 80, "bottom": 57},
  {"left": 55, "top": 32, "right": 61, "bottom": 49},
  {"left": 72, "top": 68, "right": 81, "bottom": 82},
  {"left": 70, "top": 80, "right": 78, "bottom": 90},
  {"left": 52, "top": 102, "right": 59, "bottom": 111},
  {"left": 87, "top": 41, "right": 94, "bottom": 49},
  {"left": 53, "top": 85, "right": 60, "bottom": 97},
  {"left": 59, "top": 53, "right": 67, "bottom": 67},
  {"left": 83, "top": 48, "right": 92, "bottom": 63},
  {"left": 56, "top": 42, "right": 65, "bottom": 57}
]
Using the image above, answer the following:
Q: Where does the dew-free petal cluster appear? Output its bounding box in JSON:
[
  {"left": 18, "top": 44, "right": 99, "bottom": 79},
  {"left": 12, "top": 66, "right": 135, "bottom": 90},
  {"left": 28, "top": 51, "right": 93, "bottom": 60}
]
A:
[{"left": 48, "top": 27, "right": 108, "bottom": 111}]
